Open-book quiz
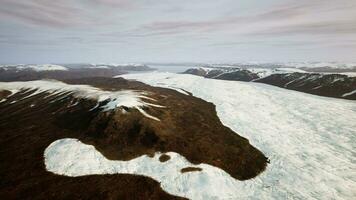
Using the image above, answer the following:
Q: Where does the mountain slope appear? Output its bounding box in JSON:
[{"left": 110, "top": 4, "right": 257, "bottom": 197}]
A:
[
  {"left": 183, "top": 67, "right": 356, "bottom": 100},
  {"left": 255, "top": 72, "right": 356, "bottom": 100}
]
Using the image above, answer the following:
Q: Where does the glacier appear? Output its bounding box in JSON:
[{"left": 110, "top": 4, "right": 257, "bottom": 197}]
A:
[{"left": 117, "top": 72, "right": 356, "bottom": 200}]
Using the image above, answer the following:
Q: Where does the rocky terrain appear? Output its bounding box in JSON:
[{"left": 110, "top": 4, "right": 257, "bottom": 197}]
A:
[
  {"left": 0, "top": 76, "right": 267, "bottom": 199},
  {"left": 183, "top": 67, "right": 356, "bottom": 100}
]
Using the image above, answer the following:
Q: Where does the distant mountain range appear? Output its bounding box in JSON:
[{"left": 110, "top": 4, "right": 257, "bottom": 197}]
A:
[
  {"left": 196, "top": 62, "right": 356, "bottom": 72},
  {"left": 0, "top": 63, "right": 154, "bottom": 81},
  {"left": 183, "top": 66, "right": 356, "bottom": 100},
  {"left": 1, "top": 63, "right": 355, "bottom": 99}
]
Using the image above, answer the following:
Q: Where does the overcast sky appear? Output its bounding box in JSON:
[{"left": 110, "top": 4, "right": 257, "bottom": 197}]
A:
[{"left": 0, "top": 0, "right": 355, "bottom": 64}]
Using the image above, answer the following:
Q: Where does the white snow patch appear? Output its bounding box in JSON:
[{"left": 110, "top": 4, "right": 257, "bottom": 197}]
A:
[
  {"left": 27, "top": 64, "right": 68, "bottom": 71},
  {"left": 88, "top": 64, "right": 110, "bottom": 69},
  {"left": 249, "top": 67, "right": 307, "bottom": 78},
  {"left": 342, "top": 90, "right": 356, "bottom": 97},
  {"left": 120, "top": 72, "right": 356, "bottom": 200},
  {"left": 0, "top": 80, "right": 163, "bottom": 121},
  {"left": 45, "top": 138, "right": 247, "bottom": 200}
]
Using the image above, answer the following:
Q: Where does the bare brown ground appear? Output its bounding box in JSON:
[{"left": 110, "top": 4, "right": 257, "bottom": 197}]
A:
[{"left": 0, "top": 77, "right": 268, "bottom": 199}]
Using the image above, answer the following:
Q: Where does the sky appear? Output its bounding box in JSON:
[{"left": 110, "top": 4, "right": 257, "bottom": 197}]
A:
[{"left": 0, "top": 0, "right": 355, "bottom": 64}]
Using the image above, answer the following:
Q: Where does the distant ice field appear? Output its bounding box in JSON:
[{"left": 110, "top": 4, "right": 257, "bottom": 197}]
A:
[{"left": 121, "top": 72, "right": 356, "bottom": 200}]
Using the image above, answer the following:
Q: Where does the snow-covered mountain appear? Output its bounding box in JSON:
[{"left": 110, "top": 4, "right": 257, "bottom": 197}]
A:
[
  {"left": 255, "top": 73, "right": 356, "bottom": 99},
  {"left": 183, "top": 67, "right": 356, "bottom": 100},
  {"left": 183, "top": 66, "right": 306, "bottom": 79},
  {"left": 0, "top": 80, "right": 163, "bottom": 120},
  {"left": 122, "top": 72, "right": 356, "bottom": 200}
]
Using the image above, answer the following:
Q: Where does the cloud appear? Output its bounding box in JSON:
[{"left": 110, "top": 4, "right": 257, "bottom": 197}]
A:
[
  {"left": 253, "top": 21, "right": 356, "bottom": 36},
  {"left": 140, "top": 0, "right": 356, "bottom": 37},
  {"left": 0, "top": 0, "right": 89, "bottom": 27},
  {"left": 0, "top": 0, "right": 355, "bottom": 63},
  {"left": 2, "top": 0, "right": 355, "bottom": 36},
  {"left": 90, "top": 0, "right": 135, "bottom": 8},
  {"left": 0, "top": 0, "right": 137, "bottom": 28}
]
